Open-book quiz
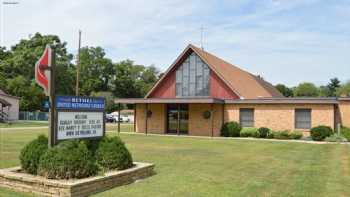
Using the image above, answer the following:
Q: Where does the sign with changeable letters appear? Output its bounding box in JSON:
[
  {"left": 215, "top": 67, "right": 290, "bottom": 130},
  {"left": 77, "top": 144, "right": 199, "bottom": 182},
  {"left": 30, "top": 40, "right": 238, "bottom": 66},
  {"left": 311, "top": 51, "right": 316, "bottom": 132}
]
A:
[
  {"left": 57, "top": 111, "right": 104, "bottom": 140},
  {"left": 55, "top": 95, "right": 106, "bottom": 141}
]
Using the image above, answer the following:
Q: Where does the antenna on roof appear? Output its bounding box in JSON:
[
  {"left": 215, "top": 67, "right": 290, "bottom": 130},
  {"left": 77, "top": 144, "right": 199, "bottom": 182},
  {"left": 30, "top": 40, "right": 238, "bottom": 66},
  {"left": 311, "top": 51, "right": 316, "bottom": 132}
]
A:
[{"left": 200, "top": 25, "right": 205, "bottom": 50}]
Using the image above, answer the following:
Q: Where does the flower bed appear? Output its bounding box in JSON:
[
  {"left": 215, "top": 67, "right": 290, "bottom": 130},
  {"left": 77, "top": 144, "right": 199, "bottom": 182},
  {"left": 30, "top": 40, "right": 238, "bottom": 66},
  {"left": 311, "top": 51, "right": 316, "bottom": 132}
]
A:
[{"left": 0, "top": 162, "right": 154, "bottom": 197}]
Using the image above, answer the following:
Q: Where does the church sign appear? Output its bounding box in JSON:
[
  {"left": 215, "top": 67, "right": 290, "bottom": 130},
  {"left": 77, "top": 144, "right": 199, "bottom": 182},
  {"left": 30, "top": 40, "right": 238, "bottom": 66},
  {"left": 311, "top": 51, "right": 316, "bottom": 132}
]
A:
[
  {"left": 34, "top": 45, "right": 106, "bottom": 146},
  {"left": 55, "top": 96, "right": 106, "bottom": 141}
]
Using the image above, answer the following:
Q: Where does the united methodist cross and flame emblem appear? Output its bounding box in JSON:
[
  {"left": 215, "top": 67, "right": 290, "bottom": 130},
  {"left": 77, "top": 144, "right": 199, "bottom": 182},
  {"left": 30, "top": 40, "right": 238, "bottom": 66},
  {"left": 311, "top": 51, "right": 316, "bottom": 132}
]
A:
[{"left": 35, "top": 45, "right": 51, "bottom": 96}]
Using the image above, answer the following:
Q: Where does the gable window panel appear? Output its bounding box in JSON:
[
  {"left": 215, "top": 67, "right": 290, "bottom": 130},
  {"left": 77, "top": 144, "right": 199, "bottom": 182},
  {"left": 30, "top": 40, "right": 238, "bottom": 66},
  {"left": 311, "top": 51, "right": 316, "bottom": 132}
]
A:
[
  {"left": 176, "top": 52, "right": 210, "bottom": 97},
  {"left": 295, "top": 109, "right": 311, "bottom": 129},
  {"left": 240, "top": 108, "right": 254, "bottom": 127}
]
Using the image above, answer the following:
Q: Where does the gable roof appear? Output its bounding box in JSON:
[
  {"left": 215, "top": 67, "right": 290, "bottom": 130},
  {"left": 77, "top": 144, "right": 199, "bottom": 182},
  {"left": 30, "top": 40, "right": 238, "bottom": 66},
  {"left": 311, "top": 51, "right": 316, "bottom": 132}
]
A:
[{"left": 146, "top": 44, "right": 283, "bottom": 99}]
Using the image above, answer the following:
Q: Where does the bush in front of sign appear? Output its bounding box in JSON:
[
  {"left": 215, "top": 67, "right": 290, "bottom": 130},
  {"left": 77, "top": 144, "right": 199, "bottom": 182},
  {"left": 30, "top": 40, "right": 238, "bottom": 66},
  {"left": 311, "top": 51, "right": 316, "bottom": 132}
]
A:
[
  {"left": 95, "top": 136, "right": 133, "bottom": 171},
  {"left": 38, "top": 140, "right": 98, "bottom": 179},
  {"left": 19, "top": 135, "right": 48, "bottom": 175}
]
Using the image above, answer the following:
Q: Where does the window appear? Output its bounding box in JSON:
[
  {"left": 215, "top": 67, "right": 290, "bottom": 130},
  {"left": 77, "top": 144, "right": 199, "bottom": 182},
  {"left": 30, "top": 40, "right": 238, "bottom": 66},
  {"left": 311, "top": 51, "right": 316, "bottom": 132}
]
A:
[
  {"left": 175, "top": 52, "right": 210, "bottom": 97},
  {"left": 240, "top": 108, "right": 254, "bottom": 127},
  {"left": 295, "top": 109, "right": 311, "bottom": 129}
]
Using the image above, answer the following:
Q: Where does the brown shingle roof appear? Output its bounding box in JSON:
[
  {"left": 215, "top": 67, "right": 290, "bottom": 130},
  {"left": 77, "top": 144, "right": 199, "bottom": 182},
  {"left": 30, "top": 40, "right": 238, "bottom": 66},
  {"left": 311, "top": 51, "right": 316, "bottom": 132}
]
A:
[
  {"left": 190, "top": 45, "right": 283, "bottom": 99},
  {"left": 146, "top": 44, "right": 283, "bottom": 99}
]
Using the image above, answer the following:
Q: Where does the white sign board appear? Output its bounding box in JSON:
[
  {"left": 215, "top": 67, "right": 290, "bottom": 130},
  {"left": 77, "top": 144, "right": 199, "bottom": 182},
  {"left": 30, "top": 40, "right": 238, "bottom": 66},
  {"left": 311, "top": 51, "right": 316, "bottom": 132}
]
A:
[{"left": 57, "top": 111, "right": 104, "bottom": 140}]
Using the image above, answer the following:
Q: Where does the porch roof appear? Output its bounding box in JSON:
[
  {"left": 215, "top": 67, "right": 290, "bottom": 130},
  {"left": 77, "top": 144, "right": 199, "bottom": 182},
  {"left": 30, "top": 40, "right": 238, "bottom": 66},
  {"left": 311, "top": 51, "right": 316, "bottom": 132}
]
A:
[
  {"left": 115, "top": 97, "right": 340, "bottom": 105},
  {"left": 225, "top": 97, "right": 339, "bottom": 104},
  {"left": 0, "top": 98, "right": 11, "bottom": 107},
  {"left": 114, "top": 98, "right": 224, "bottom": 104}
]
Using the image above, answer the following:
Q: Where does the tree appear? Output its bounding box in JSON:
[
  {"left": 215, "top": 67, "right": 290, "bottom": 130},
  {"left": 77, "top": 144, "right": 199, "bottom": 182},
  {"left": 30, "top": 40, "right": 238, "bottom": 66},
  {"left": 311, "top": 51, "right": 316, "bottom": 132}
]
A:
[
  {"left": 293, "top": 82, "right": 319, "bottom": 97},
  {"left": 90, "top": 91, "right": 117, "bottom": 113},
  {"left": 0, "top": 33, "right": 75, "bottom": 111},
  {"left": 337, "top": 81, "right": 350, "bottom": 97},
  {"left": 112, "top": 60, "right": 159, "bottom": 98},
  {"left": 79, "top": 47, "right": 114, "bottom": 96},
  {"left": 319, "top": 85, "right": 332, "bottom": 97},
  {"left": 275, "top": 84, "right": 293, "bottom": 97},
  {"left": 326, "top": 78, "right": 341, "bottom": 97},
  {"left": 6, "top": 76, "right": 45, "bottom": 111}
]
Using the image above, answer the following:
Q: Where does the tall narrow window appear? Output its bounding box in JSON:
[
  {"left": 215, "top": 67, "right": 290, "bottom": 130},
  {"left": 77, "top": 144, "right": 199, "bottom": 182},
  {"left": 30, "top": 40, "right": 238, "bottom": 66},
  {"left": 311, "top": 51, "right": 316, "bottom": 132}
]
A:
[
  {"left": 240, "top": 108, "right": 254, "bottom": 127},
  {"left": 175, "top": 52, "right": 210, "bottom": 97},
  {"left": 295, "top": 109, "right": 311, "bottom": 129}
]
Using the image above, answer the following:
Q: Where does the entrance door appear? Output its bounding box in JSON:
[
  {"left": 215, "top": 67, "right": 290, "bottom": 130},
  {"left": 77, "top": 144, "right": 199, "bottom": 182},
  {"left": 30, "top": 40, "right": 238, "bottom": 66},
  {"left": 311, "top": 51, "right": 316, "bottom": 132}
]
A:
[{"left": 167, "top": 104, "right": 188, "bottom": 134}]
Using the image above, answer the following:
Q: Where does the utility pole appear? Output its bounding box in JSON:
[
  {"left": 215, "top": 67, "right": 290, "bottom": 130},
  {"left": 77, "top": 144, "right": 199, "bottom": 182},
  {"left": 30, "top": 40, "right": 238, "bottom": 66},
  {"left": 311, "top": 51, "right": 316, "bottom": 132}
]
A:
[{"left": 75, "top": 30, "right": 81, "bottom": 96}]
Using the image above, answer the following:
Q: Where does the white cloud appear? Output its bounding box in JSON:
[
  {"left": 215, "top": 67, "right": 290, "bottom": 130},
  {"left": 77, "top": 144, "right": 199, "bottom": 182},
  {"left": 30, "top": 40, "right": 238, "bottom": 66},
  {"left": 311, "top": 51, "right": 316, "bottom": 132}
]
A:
[{"left": 1, "top": 0, "right": 349, "bottom": 86}]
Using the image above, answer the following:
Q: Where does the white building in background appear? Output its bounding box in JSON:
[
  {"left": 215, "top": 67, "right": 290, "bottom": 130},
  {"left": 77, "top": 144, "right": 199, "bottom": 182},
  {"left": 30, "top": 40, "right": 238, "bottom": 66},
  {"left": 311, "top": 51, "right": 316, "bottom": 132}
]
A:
[{"left": 0, "top": 89, "right": 19, "bottom": 121}]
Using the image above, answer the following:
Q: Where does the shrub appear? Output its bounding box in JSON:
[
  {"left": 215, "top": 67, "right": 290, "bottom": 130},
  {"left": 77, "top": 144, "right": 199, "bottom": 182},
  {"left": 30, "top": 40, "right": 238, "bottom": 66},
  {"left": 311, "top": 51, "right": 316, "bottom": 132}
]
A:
[
  {"left": 310, "top": 126, "right": 333, "bottom": 141},
  {"left": 220, "top": 121, "right": 242, "bottom": 137},
  {"left": 267, "top": 131, "right": 275, "bottom": 139},
  {"left": 96, "top": 137, "right": 133, "bottom": 170},
  {"left": 258, "top": 127, "right": 270, "bottom": 138},
  {"left": 272, "top": 130, "right": 303, "bottom": 140},
  {"left": 273, "top": 130, "right": 291, "bottom": 140},
  {"left": 325, "top": 134, "right": 348, "bottom": 142},
  {"left": 19, "top": 135, "right": 48, "bottom": 175},
  {"left": 289, "top": 131, "right": 303, "bottom": 139},
  {"left": 240, "top": 127, "right": 259, "bottom": 137},
  {"left": 341, "top": 127, "right": 350, "bottom": 141},
  {"left": 38, "top": 140, "right": 98, "bottom": 179}
]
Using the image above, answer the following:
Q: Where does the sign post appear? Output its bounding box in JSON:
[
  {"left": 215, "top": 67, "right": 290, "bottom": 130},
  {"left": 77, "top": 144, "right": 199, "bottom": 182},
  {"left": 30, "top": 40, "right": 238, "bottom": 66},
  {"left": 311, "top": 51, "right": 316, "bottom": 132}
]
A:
[{"left": 35, "top": 45, "right": 56, "bottom": 147}]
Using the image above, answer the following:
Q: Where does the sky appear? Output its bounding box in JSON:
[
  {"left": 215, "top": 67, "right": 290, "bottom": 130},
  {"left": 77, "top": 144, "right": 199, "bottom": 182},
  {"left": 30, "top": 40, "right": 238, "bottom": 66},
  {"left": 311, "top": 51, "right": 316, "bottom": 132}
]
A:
[{"left": 0, "top": 0, "right": 349, "bottom": 87}]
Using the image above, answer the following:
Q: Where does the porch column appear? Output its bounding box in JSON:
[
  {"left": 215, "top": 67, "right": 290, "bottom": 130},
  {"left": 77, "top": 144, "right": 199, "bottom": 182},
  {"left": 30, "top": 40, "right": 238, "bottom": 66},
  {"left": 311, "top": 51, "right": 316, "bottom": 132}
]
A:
[
  {"left": 133, "top": 104, "right": 136, "bottom": 132},
  {"left": 210, "top": 103, "right": 214, "bottom": 137},
  {"left": 145, "top": 103, "right": 148, "bottom": 135},
  {"left": 177, "top": 104, "right": 180, "bottom": 135},
  {"left": 118, "top": 103, "right": 121, "bottom": 134}
]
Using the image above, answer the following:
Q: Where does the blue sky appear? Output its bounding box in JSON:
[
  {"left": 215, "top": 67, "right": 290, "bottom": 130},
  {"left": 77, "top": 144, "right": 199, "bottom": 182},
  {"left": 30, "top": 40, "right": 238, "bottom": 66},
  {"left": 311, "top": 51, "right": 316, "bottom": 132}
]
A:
[{"left": 1, "top": 0, "right": 349, "bottom": 86}]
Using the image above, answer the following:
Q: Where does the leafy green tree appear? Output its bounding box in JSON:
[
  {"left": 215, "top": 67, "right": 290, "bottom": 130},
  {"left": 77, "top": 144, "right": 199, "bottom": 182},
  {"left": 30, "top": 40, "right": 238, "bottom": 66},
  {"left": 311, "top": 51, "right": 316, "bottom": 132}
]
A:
[
  {"left": 337, "top": 81, "right": 350, "bottom": 97},
  {"left": 294, "top": 82, "right": 319, "bottom": 97},
  {"left": 326, "top": 78, "right": 341, "bottom": 97},
  {"left": 6, "top": 76, "right": 45, "bottom": 111},
  {"left": 319, "top": 86, "right": 332, "bottom": 97},
  {"left": 112, "top": 60, "right": 159, "bottom": 98},
  {"left": 90, "top": 91, "right": 117, "bottom": 113},
  {"left": 79, "top": 47, "right": 114, "bottom": 96},
  {"left": 275, "top": 84, "right": 293, "bottom": 97}
]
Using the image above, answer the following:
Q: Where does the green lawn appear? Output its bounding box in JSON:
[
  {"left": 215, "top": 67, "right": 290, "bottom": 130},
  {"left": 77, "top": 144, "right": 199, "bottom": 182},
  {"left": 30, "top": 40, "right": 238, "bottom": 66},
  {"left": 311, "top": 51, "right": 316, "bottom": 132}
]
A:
[
  {"left": 0, "top": 121, "right": 48, "bottom": 128},
  {"left": 1, "top": 128, "right": 350, "bottom": 196}
]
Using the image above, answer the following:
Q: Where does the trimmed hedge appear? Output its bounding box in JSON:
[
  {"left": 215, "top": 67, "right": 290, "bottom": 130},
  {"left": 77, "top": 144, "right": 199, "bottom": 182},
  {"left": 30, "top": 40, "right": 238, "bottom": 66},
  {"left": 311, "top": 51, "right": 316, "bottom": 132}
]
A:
[
  {"left": 240, "top": 127, "right": 259, "bottom": 137},
  {"left": 325, "top": 134, "right": 348, "bottom": 142},
  {"left": 341, "top": 127, "right": 350, "bottom": 141},
  {"left": 273, "top": 130, "right": 303, "bottom": 140},
  {"left": 220, "top": 121, "right": 242, "bottom": 137},
  {"left": 96, "top": 137, "right": 133, "bottom": 170},
  {"left": 38, "top": 140, "right": 98, "bottom": 179},
  {"left": 310, "top": 126, "right": 333, "bottom": 141},
  {"left": 258, "top": 127, "right": 270, "bottom": 138},
  {"left": 19, "top": 135, "right": 48, "bottom": 175}
]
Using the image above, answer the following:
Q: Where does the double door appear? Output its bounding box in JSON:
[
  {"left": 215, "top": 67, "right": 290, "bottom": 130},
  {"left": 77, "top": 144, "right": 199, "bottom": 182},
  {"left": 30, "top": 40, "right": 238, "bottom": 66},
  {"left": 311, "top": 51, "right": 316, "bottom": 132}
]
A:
[{"left": 167, "top": 104, "right": 188, "bottom": 135}]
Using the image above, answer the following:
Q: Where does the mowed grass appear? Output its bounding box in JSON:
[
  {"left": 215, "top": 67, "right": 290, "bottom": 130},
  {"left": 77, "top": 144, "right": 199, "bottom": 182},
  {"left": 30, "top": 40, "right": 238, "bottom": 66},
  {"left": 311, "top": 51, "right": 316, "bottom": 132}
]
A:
[
  {"left": 1, "top": 128, "right": 350, "bottom": 196},
  {"left": 0, "top": 121, "right": 48, "bottom": 128}
]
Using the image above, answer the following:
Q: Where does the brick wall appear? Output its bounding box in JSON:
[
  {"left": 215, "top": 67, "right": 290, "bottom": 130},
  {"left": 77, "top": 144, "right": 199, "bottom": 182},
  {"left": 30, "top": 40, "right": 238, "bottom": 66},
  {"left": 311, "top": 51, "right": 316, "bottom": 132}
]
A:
[
  {"left": 225, "top": 104, "right": 335, "bottom": 131},
  {"left": 339, "top": 100, "right": 350, "bottom": 128},
  {"left": 135, "top": 104, "right": 165, "bottom": 134},
  {"left": 188, "top": 104, "right": 223, "bottom": 137}
]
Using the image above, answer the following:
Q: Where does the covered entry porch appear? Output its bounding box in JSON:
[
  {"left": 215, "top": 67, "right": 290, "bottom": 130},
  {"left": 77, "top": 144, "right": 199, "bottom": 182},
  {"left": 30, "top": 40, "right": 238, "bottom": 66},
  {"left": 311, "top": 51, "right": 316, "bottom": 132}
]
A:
[{"left": 115, "top": 98, "right": 225, "bottom": 137}]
